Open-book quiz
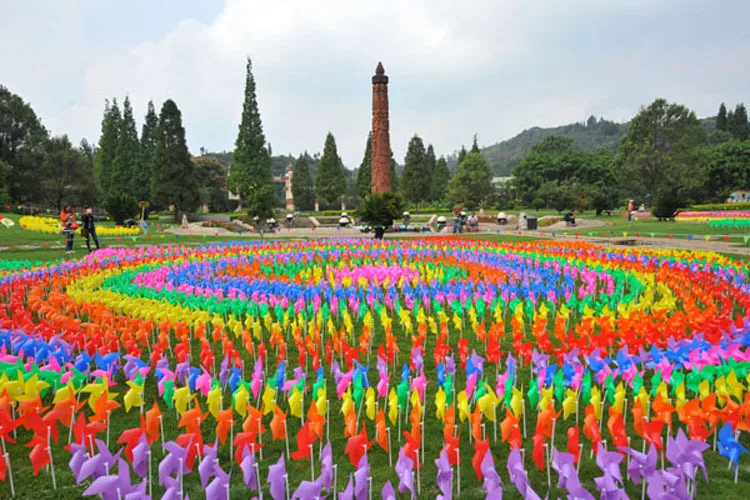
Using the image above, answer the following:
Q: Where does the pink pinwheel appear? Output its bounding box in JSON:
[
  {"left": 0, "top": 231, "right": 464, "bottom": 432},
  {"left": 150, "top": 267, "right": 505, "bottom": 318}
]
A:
[{"left": 410, "top": 372, "right": 428, "bottom": 403}]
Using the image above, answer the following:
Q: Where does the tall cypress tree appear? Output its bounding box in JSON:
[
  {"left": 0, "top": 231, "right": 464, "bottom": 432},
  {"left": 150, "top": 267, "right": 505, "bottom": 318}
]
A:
[
  {"left": 471, "top": 134, "right": 480, "bottom": 154},
  {"left": 717, "top": 103, "right": 728, "bottom": 132},
  {"left": 355, "top": 133, "right": 372, "bottom": 199},
  {"left": 390, "top": 154, "right": 400, "bottom": 193},
  {"left": 315, "top": 132, "right": 346, "bottom": 207},
  {"left": 95, "top": 98, "right": 121, "bottom": 194},
  {"left": 291, "top": 154, "right": 315, "bottom": 210},
  {"left": 425, "top": 144, "right": 436, "bottom": 179},
  {"left": 430, "top": 156, "right": 451, "bottom": 201},
  {"left": 113, "top": 96, "right": 139, "bottom": 199},
  {"left": 134, "top": 100, "right": 158, "bottom": 202},
  {"left": 731, "top": 104, "right": 749, "bottom": 141},
  {"left": 457, "top": 145, "right": 468, "bottom": 166},
  {"left": 227, "top": 58, "right": 273, "bottom": 206},
  {"left": 401, "top": 135, "right": 430, "bottom": 205},
  {"left": 152, "top": 99, "right": 199, "bottom": 219}
]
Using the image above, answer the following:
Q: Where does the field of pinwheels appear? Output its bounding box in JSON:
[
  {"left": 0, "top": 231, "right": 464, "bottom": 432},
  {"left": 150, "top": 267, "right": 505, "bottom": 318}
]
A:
[{"left": 0, "top": 237, "right": 749, "bottom": 499}]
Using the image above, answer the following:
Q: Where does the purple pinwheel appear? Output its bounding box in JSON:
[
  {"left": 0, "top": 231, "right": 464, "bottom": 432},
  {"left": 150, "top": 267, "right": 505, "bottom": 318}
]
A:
[
  {"left": 506, "top": 446, "right": 543, "bottom": 500},
  {"left": 320, "top": 441, "right": 334, "bottom": 491},
  {"left": 159, "top": 439, "right": 192, "bottom": 485},
  {"left": 219, "top": 356, "right": 230, "bottom": 387},
  {"left": 205, "top": 464, "right": 230, "bottom": 500},
  {"left": 69, "top": 442, "right": 88, "bottom": 481},
  {"left": 162, "top": 476, "right": 185, "bottom": 500},
  {"left": 131, "top": 434, "right": 150, "bottom": 478},
  {"left": 593, "top": 472, "right": 628, "bottom": 500},
  {"left": 552, "top": 449, "right": 582, "bottom": 491},
  {"left": 412, "top": 347, "right": 424, "bottom": 373},
  {"left": 395, "top": 448, "right": 415, "bottom": 498},
  {"left": 469, "top": 350, "right": 485, "bottom": 374},
  {"left": 241, "top": 445, "right": 258, "bottom": 490},
  {"left": 199, "top": 441, "right": 220, "bottom": 489},
  {"left": 647, "top": 469, "right": 690, "bottom": 500},
  {"left": 480, "top": 448, "right": 501, "bottom": 500},
  {"left": 339, "top": 474, "right": 354, "bottom": 500},
  {"left": 77, "top": 439, "right": 123, "bottom": 484},
  {"left": 445, "top": 354, "right": 455, "bottom": 375},
  {"left": 435, "top": 448, "right": 454, "bottom": 500},
  {"left": 619, "top": 444, "right": 657, "bottom": 485},
  {"left": 381, "top": 480, "right": 396, "bottom": 500},
  {"left": 292, "top": 479, "right": 323, "bottom": 499},
  {"left": 82, "top": 458, "right": 136, "bottom": 500},
  {"left": 267, "top": 454, "right": 287, "bottom": 500},
  {"left": 354, "top": 454, "right": 370, "bottom": 500},
  {"left": 595, "top": 442, "right": 624, "bottom": 484},
  {"left": 666, "top": 429, "right": 709, "bottom": 482}
]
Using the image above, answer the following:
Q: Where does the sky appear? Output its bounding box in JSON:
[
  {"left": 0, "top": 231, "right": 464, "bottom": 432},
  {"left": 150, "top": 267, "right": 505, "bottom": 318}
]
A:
[{"left": 2, "top": 0, "right": 749, "bottom": 168}]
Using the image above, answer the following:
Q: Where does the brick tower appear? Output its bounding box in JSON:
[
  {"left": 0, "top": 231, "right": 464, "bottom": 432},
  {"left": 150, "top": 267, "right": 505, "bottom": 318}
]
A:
[{"left": 371, "top": 62, "right": 392, "bottom": 193}]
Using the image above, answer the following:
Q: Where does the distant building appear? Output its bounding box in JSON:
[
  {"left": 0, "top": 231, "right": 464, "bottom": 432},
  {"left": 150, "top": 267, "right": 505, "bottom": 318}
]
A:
[
  {"left": 727, "top": 190, "right": 750, "bottom": 203},
  {"left": 492, "top": 176, "right": 513, "bottom": 187},
  {"left": 227, "top": 163, "right": 294, "bottom": 210}
]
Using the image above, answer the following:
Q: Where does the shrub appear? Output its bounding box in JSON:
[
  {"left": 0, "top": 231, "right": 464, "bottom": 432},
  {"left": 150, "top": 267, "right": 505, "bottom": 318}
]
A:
[
  {"left": 531, "top": 198, "right": 546, "bottom": 210},
  {"left": 689, "top": 202, "right": 750, "bottom": 212},
  {"left": 104, "top": 193, "right": 139, "bottom": 226}
]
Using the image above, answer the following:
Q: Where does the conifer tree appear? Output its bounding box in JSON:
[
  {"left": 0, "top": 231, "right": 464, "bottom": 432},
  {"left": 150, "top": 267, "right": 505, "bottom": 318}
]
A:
[
  {"left": 315, "top": 132, "right": 346, "bottom": 207},
  {"left": 95, "top": 98, "right": 121, "bottom": 194},
  {"left": 291, "top": 154, "right": 315, "bottom": 210},
  {"left": 134, "top": 100, "right": 158, "bottom": 202},
  {"left": 401, "top": 135, "right": 431, "bottom": 204},
  {"left": 113, "top": 96, "right": 139, "bottom": 198},
  {"left": 716, "top": 103, "right": 728, "bottom": 132}
]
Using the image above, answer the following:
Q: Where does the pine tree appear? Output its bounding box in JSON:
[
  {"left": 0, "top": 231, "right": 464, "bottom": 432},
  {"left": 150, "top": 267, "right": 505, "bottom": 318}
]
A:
[
  {"left": 355, "top": 133, "right": 372, "bottom": 199},
  {"left": 457, "top": 145, "right": 468, "bottom": 165},
  {"left": 95, "top": 98, "right": 121, "bottom": 194},
  {"left": 731, "top": 104, "right": 749, "bottom": 141},
  {"left": 390, "top": 155, "right": 400, "bottom": 193},
  {"left": 717, "top": 103, "right": 728, "bottom": 132},
  {"left": 134, "top": 100, "right": 158, "bottom": 202},
  {"left": 291, "top": 154, "right": 315, "bottom": 210},
  {"left": 315, "top": 132, "right": 346, "bottom": 207},
  {"left": 447, "top": 152, "right": 493, "bottom": 208},
  {"left": 227, "top": 58, "right": 273, "bottom": 206},
  {"left": 401, "top": 135, "right": 431, "bottom": 205},
  {"left": 112, "top": 96, "right": 139, "bottom": 199},
  {"left": 430, "top": 156, "right": 451, "bottom": 201},
  {"left": 152, "top": 99, "right": 199, "bottom": 219},
  {"left": 471, "top": 134, "right": 480, "bottom": 154}
]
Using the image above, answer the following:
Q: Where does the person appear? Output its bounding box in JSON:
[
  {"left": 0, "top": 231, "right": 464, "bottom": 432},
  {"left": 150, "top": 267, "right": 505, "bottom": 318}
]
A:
[
  {"left": 339, "top": 212, "right": 350, "bottom": 228},
  {"left": 402, "top": 211, "right": 411, "bottom": 225},
  {"left": 81, "top": 206, "right": 100, "bottom": 252},
  {"left": 459, "top": 211, "right": 467, "bottom": 233},
  {"left": 627, "top": 200, "right": 634, "bottom": 221},
  {"left": 564, "top": 210, "right": 576, "bottom": 226},
  {"left": 436, "top": 215, "right": 447, "bottom": 232},
  {"left": 452, "top": 203, "right": 463, "bottom": 234},
  {"left": 285, "top": 213, "right": 294, "bottom": 228},
  {"left": 468, "top": 212, "right": 479, "bottom": 232},
  {"left": 59, "top": 205, "right": 78, "bottom": 253},
  {"left": 497, "top": 211, "right": 508, "bottom": 225}
]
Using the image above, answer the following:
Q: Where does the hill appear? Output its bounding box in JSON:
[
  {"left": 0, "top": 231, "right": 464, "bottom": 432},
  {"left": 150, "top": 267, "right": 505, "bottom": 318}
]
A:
[{"left": 452, "top": 115, "right": 716, "bottom": 176}]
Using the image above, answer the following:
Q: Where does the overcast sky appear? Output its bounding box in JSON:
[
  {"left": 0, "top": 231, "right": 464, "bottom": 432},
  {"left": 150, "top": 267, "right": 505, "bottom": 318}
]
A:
[{"left": 3, "top": 0, "right": 749, "bottom": 167}]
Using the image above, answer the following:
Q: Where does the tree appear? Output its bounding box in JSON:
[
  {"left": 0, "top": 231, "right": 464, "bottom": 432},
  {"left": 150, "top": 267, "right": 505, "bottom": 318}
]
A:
[
  {"left": 425, "top": 144, "right": 436, "bottom": 196},
  {"left": 357, "top": 192, "right": 405, "bottom": 239},
  {"left": 194, "top": 156, "right": 229, "bottom": 212},
  {"left": 717, "top": 103, "right": 728, "bottom": 132},
  {"left": 39, "top": 135, "right": 98, "bottom": 210},
  {"left": 315, "top": 132, "right": 346, "bottom": 207},
  {"left": 702, "top": 141, "right": 750, "bottom": 201},
  {"left": 134, "top": 100, "right": 158, "bottom": 202},
  {"left": 729, "top": 103, "right": 749, "bottom": 141},
  {"left": 292, "top": 154, "right": 315, "bottom": 210},
  {"left": 104, "top": 193, "right": 138, "bottom": 225},
  {"left": 457, "top": 145, "right": 467, "bottom": 166},
  {"left": 355, "top": 133, "right": 372, "bottom": 199},
  {"left": 390, "top": 154, "right": 400, "bottom": 193},
  {"left": 0, "top": 85, "right": 48, "bottom": 202},
  {"left": 227, "top": 58, "right": 274, "bottom": 209},
  {"left": 0, "top": 160, "right": 11, "bottom": 205},
  {"left": 615, "top": 98, "right": 706, "bottom": 204},
  {"left": 95, "top": 98, "right": 121, "bottom": 195},
  {"left": 430, "top": 156, "right": 450, "bottom": 202},
  {"left": 471, "top": 135, "right": 480, "bottom": 154},
  {"left": 151, "top": 99, "right": 199, "bottom": 219},
  {"left": 401, "top": 135, "right": 431, "bottom": 205},
  {"left": 113, "top": 96, "right": 139, "bottom": 199},
  {"left": 447, "top": 152, "right": 494, "bottom": 208}
]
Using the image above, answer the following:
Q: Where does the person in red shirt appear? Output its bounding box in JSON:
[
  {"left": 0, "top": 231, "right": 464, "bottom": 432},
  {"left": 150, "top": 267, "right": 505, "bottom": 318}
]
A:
[{"left": 60, "top": 205, "right": 78, "bottom": 253}]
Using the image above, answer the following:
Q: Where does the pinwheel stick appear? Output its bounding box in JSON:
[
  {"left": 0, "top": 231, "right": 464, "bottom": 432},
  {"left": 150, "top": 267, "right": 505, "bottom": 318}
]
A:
[
  {"left": 106, "top": 410, "right": 111, "bottom": 447},
  {"left": 159, "top": 416, "right": 165, "bottom": 450},
  {"left": 310, "top": 444, "right": 315, "bottom": 480},
  {"left": 368, "top": 476, "right": 373, "bottom": 500},
  {"left": 576, "top": 443, "right": 583, "bottom": 474},
  {"left": 333, "top": 464, "right": 338, "bottom": 500},
  {"left": 148, "top": 450, "right": 153, "bottom": 499},
  {"left": 456, "top": 449, "right": 461, "bottom": 496},
  {"left": 284, "top": 473, "right": 290, "bottom": 500},
  {"left": 544, "top": 443, "right": 550, "bottom": 489},
  {"left": 4, "top": 451, "right": 14, "bottom": 497},
  {"left": 493, "top": 402, "right": 497, "bottom": 441},
  {"left": 551, "top": 418, "right": 557, "bottom": 451},
  {"left": 47, "top": 426, "right": 56, "bottom": 490},
  {"left": 255, "top": 461, "right": 262, "bottom": 496},
  {"left": 522, "top": 399, "right": 527, "bottom": 438},
  {"left": 386, "top": 427, "right": 392, "bottom": 467},
  {"left": 284, "top": 420, "right": 290, "bottom": 460},
  {"left": 258, "top": 418, "right": 263, "bottom": 461}
]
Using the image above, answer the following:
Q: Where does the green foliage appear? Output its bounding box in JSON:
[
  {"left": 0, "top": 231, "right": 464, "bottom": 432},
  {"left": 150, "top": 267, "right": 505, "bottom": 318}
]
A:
[
  {"left": 401, "top": 135, "right": 431, "bottom": 204},
  {"left": 292, "top": 155, "right": 316, "bottom": 210},
  {"left": 357, "top": 192, "right": 405, "bottom": 227},
  {"left": 227, "top": 58, "right": 273, "bottom": 205},
  {"left": 246, "top": 183, "right": 278, "bottom": 220},
  {"left": 0, "top": 160, "right": 12, "bottom": 205},
  {"left": 112, "top": 96, "right": 139, "bottom": 200},
  {"left": 456, "top": 145, "right": 467, "bottom": 166},
  {"left": 531, "top": 197, "right": 545, "bottom": 210},
  {"left": 151, "top": 99, "right": 199, "bottom": 218},
  {"left": 0, "top": 85, "right": 48, "bottom": 202},
  {"left": 701, "top": 141, "right": 750, "bottom": 201},
  {"left": 95, "top": 98, "right": 121, "bottom": 195},
  {"left": 390, "top": 156, "right": 400, "bottom": 193},
  {"left": 470, "top": 135, "right": 480, "bottom": 154},
  {"left": 315, "top": 132, "right": 346, "bottom": 207},
  {"left": 616, "top": 98, "right": 706, "bottom": 202},
  {"left": 193, "top": 156, "right": 229, "bottom": 212},
  {"left": 430, "top": 155, "right": 450, "bottom": 202},
  {"left": 134, "top": 100, "right": 158, "bottom": 203},
  {"left": 447, "top": 152, "right": 494, "bottom": 209},
  {"left": 717, "top": 103, "right": 728, "bottom": 132},
  {"left": 39, "top": 135, "right": 98, "bottom": 210},
  {"left": 690, "top": 202, "right": 750, "bottom": 211},
  {"left": 729, "top": 103, "right": 749, "bottom": 141},
  {"left": 103, "top": 192, "right": 138, "bottom": 225},
  {"left": 355, "top": 133, "right": 372, "bottom": 199},
  {"left": 653, "top": 190, "right": 686, "bottom": 219}
]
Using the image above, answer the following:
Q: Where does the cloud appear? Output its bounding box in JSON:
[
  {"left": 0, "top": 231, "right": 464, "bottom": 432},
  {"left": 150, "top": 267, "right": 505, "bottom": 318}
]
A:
[{"left": 2, "top": 0, "right": 749, "bottom": 168}]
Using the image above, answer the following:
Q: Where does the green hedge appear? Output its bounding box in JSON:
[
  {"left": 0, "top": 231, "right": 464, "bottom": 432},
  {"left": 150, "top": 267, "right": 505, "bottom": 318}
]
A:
[{"left": 689, "top": 202, "right": 750, "bottom": 212}]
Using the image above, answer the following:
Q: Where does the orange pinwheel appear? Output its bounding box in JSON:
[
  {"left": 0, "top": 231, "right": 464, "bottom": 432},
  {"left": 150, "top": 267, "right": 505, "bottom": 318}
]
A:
[
  {"left": 536, "top": 403, "right": 560, "bottom": 439},
  {"left": 532, "top": 432, "right": 546, "bottom": 471},
  {"left": 606, "top": 408, "right": 628, "bottom": 449},
  {"left": 444, "top": 433, "right": 460, "bottom": 465},
  {"left": 179, "top": 406, "right": 207, "bottom": 435},
  {"left": 376, "top": 408, "right": 388, "bottom": 452},
  {"left": 270, "top": 405, "right": 287, "bottom": 441},
  {"left": 344, "top": 406, "right": 357, "bottom": 437},
  {"left": 91, "top": 391, "right": 120, "bottom": 423},
  {"left": 631, "top": 398, "right": 646, "bottom": 438},
  {"left": 472, "top": 438, "right": 490, "bottom": 481},
  {"left": 307, "top": 401, "right": 326, "bottom": 441},
  {"left": 242, "top": 406, "right": 266, "bottom": 436},
  {"left": 583, "top": 405, "right": 602, "bottom": 448},
  {"left": 500, "top": 411, "right": 522, "bottom": 449},
  {"left": 443, "top": 403, "right": 456, "bottom": 441},
  {"left": 145, "top": 402, "right": 162, "bottom": 444},
  {"left": 215, "top": 409, "right": 233, "bottom": 445},
  {"left": 345, "top": 425, "right": 373, "bottom": 466},
  {"left": 471, "top": 405, "right": 483, "bottom": 442},
  {"left": 652, "top": 394, "right": 674, "bottom": 428},
  {"left": 642, "top": 420, "right": 665, "bottom": 452},
  {"left": 567, "top": 426, "right": 580, "bottom": 463},
  {"left": 233, "top": 431, "right": 262, "bottom": 463},
  {"left": 291, "top": 421, "right": 316, "bottom": 461}
]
